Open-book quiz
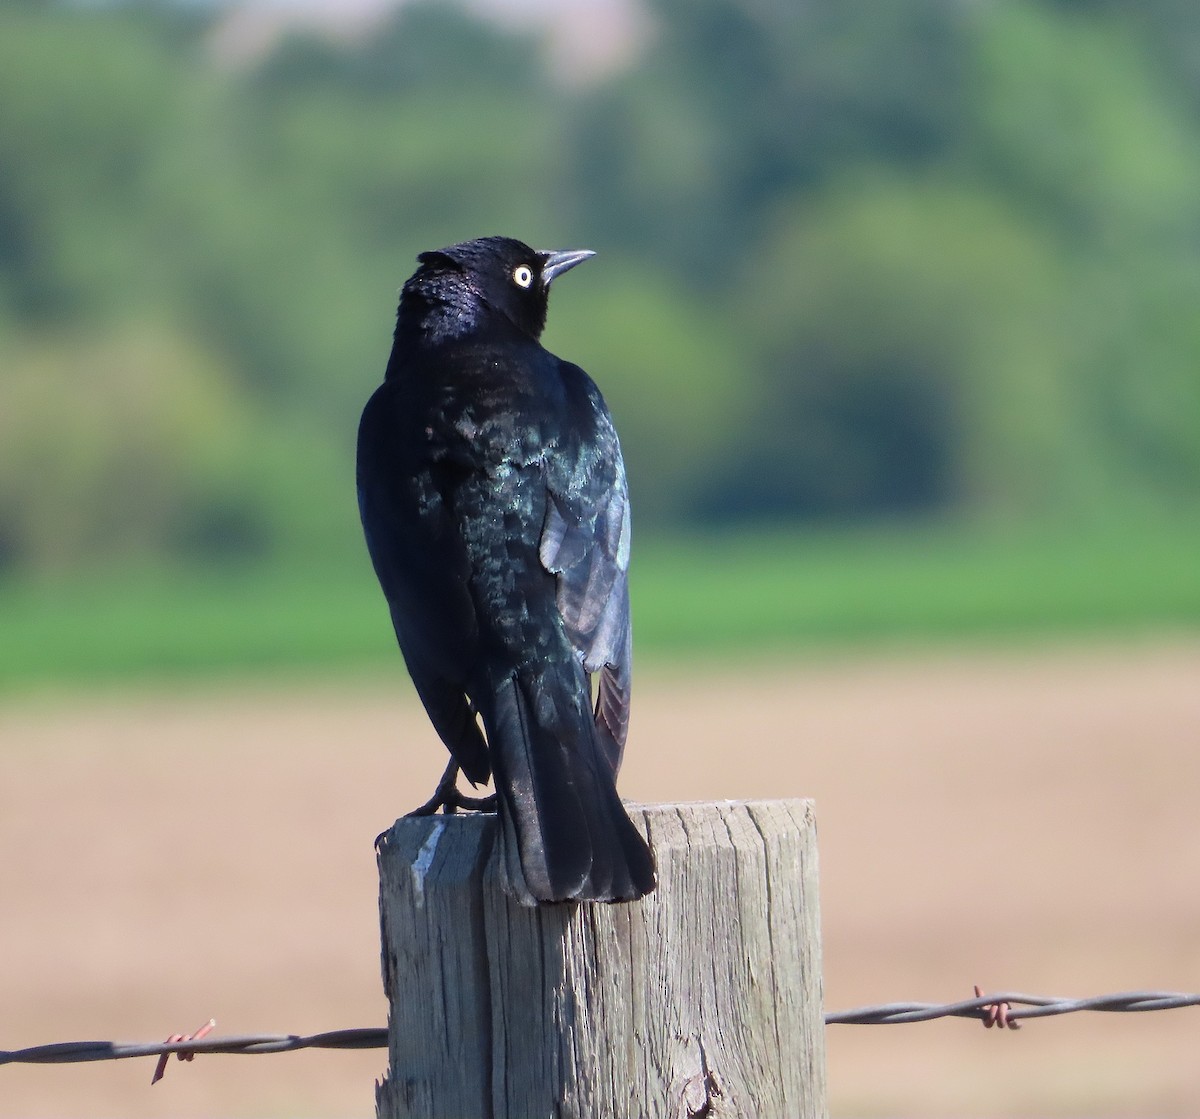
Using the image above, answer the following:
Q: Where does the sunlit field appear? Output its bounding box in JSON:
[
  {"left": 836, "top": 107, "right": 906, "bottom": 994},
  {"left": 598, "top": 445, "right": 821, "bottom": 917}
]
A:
[{"left": 3, "top": 639, "right": 1200, "bottom": 1117}]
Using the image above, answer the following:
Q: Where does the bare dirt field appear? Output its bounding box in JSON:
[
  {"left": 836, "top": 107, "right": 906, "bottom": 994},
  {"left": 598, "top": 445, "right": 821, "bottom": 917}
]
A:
[{"left": 3, "top": 639, "right": 1200, "bottom": 1117}]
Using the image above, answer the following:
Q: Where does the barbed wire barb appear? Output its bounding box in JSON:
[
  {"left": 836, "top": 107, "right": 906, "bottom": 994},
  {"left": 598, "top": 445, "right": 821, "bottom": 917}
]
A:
[{"left": 151, "top": 1019, "right": 215, "bottom": 1085}]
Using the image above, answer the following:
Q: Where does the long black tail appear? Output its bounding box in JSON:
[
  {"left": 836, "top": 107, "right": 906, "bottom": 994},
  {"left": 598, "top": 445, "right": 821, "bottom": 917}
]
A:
[{"left": 483, "top": 665, "right": 656, "bottom": 905}]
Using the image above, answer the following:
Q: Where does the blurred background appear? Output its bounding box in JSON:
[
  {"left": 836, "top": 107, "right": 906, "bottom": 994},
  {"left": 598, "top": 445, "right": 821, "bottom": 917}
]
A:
[{"left": 2, "top": 0, "right": 1200, "bottom": 1115}]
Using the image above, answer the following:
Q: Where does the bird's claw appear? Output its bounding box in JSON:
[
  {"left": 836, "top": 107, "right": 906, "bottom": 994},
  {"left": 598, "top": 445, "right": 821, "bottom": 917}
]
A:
[
  {"left": 453, "top": 791, "right": 497, "bottom": 812},
  {"left": 406, "top": 788, "right": 497, "bottom": 816}
]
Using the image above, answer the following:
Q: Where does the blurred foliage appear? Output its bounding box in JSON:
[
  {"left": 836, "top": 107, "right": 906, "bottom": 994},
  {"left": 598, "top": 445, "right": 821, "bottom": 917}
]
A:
[{"left": 1, "top": 0, "right": 1199, "bottom": 578}]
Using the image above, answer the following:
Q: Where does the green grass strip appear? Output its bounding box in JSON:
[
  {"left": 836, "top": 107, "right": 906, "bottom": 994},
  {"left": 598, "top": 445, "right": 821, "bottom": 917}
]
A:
[{"left": 2, "top": 518, "right": 1198, "bottom": 693}]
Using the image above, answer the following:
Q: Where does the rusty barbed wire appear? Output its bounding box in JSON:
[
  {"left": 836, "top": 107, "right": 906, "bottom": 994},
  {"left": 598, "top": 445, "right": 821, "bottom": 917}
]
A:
[
  {"left": 825, "top": 988, "right": 1200, "bottom": 1025},
  {"left": 0, "top": 1027, "right": 388, "bottom": 1075},
  {"left": 6, "top": 988, "right": 1200, "bottom": 1082}
]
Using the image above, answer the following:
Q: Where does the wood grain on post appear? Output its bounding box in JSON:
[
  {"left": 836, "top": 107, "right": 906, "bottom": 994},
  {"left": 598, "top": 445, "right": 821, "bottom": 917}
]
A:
[{"left": 375, "top": 799, "right": 824, "bottom": 1119}]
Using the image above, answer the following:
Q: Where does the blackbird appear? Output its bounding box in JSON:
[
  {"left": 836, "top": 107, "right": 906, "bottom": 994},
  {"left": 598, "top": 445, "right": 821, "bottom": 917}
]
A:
[{"left": 357, "top": 236, "right": 655, "bottom": 904}]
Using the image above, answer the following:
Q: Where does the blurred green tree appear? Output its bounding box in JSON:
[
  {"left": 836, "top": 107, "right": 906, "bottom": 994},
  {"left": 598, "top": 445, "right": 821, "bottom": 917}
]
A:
[
  {"left": 1, "top": 0, "right": 1199, "bottom": 578},
  {"left": 565, "top": 0, "right": 972, "bottom": 278}
]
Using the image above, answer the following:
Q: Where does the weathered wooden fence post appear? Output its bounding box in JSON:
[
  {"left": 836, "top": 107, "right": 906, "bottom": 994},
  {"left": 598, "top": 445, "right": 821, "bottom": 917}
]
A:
[{"left": 376, "top": 799, "right": 825, "bottom": 1118}]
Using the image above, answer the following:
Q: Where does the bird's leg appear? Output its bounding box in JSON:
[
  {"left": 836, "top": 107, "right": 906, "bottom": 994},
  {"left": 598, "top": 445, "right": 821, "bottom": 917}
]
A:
[
  {"left": 406, "top": 757, "right": 462, "bottom": 816},
  {"left": 406, "top": 757, "right": 497, "bottom": 816}
]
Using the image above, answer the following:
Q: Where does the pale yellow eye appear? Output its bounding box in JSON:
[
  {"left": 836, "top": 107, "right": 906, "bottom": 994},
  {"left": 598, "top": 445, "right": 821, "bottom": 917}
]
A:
[{"left": 513, "top": 264, "right": 534, "bottom": 288}]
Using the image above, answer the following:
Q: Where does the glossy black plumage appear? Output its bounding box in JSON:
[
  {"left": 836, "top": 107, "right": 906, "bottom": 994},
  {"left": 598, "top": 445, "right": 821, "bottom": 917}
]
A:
[{"left": 357, "top": 236, "right": 655, "bottom": 904}]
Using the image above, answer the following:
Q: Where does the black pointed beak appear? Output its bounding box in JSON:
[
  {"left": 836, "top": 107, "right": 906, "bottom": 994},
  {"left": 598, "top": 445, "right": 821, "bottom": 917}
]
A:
[{"left": 539, "top": 248, "right": 595, "bottom": 287}]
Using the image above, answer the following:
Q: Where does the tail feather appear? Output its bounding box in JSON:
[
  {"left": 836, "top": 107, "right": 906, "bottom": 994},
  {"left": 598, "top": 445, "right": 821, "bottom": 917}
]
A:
[{"left": 485, "top": 668, "right": 655, "bottom": 905}]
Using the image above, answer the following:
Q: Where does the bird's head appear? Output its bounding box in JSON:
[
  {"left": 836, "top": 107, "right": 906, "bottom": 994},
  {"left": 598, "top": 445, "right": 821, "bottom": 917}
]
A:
[{"left": 403, "top": 236, "right": 594, "bottom": 341}]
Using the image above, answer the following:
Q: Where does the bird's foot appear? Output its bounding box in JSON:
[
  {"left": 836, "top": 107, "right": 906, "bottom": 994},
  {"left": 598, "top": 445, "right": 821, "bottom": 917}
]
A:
[{"left": 406, "top": 760, "right": 496, "bottom": 816}]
